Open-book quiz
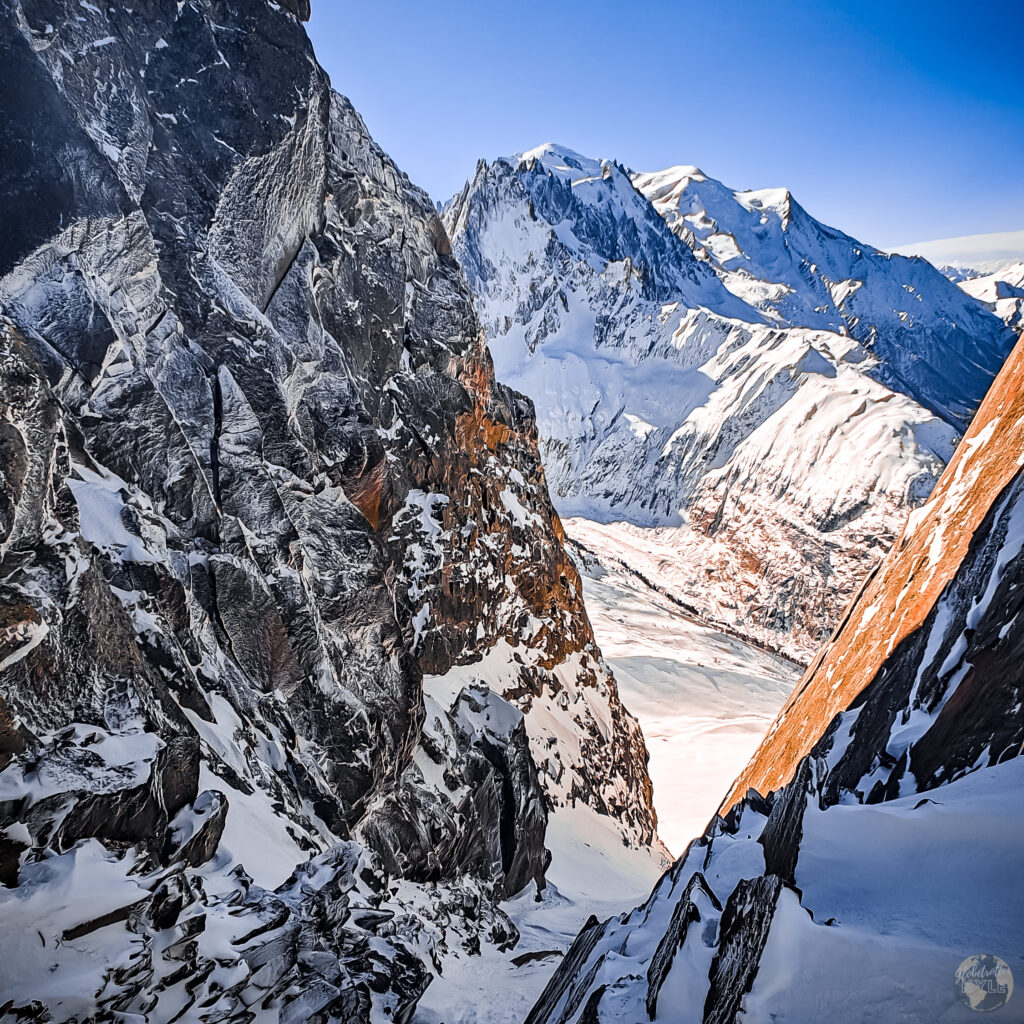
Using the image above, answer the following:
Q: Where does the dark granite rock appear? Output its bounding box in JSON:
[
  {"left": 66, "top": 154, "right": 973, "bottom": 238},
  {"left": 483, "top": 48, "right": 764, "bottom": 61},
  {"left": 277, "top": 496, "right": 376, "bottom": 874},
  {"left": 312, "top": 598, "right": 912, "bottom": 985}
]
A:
[
  {"left": 0, "top": 0, "right": 657, "bottom": 1017},
  {"left": 645, "top": 872, "right": 720, "bottom": 1019},
  {"left": 703, "top": 875, "right": 784, "bottom": 1024}
]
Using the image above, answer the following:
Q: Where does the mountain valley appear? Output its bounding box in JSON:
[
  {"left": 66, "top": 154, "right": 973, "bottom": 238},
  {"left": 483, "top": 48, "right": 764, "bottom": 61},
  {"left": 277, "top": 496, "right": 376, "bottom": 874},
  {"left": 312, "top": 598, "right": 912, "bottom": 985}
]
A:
[{"left": 444, "top": 144, "right": 1014, "bottom": 662}]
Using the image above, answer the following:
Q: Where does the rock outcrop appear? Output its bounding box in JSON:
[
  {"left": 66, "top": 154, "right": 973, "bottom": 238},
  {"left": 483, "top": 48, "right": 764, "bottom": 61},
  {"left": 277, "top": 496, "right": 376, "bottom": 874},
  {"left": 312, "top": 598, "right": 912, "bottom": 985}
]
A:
[
  {"left": 0, "top": 2, "right": 657, "bottom": 1019},
  {"left": 524, "top": 335, "right": 1024, "bottom": 1024}
]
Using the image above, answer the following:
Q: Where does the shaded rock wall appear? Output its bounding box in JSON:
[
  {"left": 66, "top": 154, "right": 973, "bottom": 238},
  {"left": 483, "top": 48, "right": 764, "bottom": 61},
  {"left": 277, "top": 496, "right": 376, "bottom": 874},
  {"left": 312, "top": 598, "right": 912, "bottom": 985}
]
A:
[{"left": 0, "top": 1, "right": 658, "bottom": 1018}]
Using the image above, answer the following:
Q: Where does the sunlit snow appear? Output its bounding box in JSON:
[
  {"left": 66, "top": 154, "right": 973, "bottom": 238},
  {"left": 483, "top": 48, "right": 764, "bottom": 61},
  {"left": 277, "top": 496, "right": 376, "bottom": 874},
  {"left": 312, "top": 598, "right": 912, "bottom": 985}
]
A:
[{"left": 571, "top": 538, "right": 798, "bottom": 855}]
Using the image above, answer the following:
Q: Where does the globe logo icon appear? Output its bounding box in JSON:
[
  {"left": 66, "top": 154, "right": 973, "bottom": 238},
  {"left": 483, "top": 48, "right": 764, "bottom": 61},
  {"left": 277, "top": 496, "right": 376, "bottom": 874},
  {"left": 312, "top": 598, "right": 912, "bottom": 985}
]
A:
[{"left": 955, "top": 955, "right": 1014, "bottom": 1013}]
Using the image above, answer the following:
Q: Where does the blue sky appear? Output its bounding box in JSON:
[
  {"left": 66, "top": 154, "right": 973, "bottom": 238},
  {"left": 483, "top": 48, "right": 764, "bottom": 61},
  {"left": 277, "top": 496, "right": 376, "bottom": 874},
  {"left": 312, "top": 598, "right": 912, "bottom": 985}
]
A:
[{"left": 307, "top": 0, "right": 1024, "bottom": 248}]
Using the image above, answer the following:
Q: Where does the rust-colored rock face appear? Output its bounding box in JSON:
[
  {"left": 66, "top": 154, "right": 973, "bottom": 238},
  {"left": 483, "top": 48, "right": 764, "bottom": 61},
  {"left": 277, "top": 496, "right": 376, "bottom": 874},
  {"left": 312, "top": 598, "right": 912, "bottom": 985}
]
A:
[
  {"left": 723, "top": 333, "right": 1024, "bottom": 812},
  {"left": 342, "top": 456, "right": 389, "bottom": 530},
  {"left": 391, "top": 342, "right": 600, "bottom": 678}
]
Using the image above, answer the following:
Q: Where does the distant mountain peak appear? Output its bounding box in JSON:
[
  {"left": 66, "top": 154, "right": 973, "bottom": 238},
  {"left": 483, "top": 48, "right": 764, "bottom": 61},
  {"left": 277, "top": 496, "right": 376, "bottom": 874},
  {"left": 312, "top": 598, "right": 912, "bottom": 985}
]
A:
[
  {"left": 445, "top": 145, "right": 1014, "bottom": 661},
  {"left": 515, "top": 142, "right": 606, "bottom": 176}
]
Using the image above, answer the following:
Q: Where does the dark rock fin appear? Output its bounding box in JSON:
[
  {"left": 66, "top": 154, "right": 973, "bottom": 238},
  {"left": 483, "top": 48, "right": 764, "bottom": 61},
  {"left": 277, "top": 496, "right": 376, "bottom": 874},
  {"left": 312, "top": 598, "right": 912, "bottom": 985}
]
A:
[
  {"left": 278, "top": 0, "right": 312, "bottom": 20},
  {"left": 646, "top": 871, "right": 721, "bottom": 1019},
  {"left": 703, "top": 875, "right": 784, "bottom": 1024},
  {"left": 758, "top": 756, "right": 813, "bottom": 883},
  {"left": 576, "top": 985, "right": 607, "bottom": 1024},
  {"left": 525, "top": 915, "right": 608, "bottom": 1024}
]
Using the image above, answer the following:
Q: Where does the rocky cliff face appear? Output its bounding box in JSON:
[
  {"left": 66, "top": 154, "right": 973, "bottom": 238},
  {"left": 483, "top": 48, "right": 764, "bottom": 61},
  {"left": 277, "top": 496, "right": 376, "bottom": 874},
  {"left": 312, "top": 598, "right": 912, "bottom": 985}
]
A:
[
  {"left": 0, "top": 2, "right": 657, "bottom": 1020},
  {"left": 722, "top": 328, "right": 1024, "bottom": 811},
  {"left": 443, "top": 145, "right": 1014, "bottom": 661},
  {"left": 523, "top": 335, "right": 1024, "bottom": 1024}
]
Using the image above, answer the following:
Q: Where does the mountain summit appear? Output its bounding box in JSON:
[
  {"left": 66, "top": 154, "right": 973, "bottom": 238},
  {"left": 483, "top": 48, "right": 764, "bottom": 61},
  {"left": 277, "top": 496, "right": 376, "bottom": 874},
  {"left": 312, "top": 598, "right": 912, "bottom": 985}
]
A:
[{"left": 444, "top": 145, "right": 1014, "bottom": 659}]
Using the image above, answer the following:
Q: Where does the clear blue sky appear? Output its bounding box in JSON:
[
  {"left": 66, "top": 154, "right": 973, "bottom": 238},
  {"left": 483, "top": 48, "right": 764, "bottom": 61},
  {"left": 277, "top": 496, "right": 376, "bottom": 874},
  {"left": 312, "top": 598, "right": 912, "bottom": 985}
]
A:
[{"left": 307, "top": 0, "right": 1024, "bottom": 248}]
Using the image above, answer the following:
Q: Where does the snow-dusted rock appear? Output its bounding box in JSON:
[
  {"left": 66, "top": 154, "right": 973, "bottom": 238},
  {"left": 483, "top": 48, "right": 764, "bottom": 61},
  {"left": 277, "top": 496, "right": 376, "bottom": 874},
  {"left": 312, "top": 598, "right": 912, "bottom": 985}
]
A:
[{"left": 0, "top": 4, "right": 658, "bottom": 1019}]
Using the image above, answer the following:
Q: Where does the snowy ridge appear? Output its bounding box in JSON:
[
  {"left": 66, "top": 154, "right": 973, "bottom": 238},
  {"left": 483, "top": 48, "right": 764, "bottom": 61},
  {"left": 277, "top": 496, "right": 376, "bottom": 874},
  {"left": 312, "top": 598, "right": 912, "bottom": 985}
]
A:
[
  {"left": 633, "top": 164, "right": 1009, "bottom": 427},
  {"left": 444, "top": 146, "right": 1010, "bottom": 658},
  {"left": 958, "top": 260, "right": 1024, "bottom": 333}
]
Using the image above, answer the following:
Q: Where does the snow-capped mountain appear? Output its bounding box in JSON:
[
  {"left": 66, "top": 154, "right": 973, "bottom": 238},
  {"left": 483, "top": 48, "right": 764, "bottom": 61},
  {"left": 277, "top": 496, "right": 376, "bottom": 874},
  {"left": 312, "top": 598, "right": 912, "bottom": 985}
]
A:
[
  {"left": 958, "top": 260, "right": 1024, "bottom": 333},
  {"left": 634, "top": 164, "right": 1009, "bottom": 428},
  {"left": 444, "top": 144, "right": 1015, "bottom": 660},
  {"left": 525, "top": 334, "right": 1024, "bottom": 1024},
  {"left": 0, "top": 5, "right": 663, "bottom": 1020}
]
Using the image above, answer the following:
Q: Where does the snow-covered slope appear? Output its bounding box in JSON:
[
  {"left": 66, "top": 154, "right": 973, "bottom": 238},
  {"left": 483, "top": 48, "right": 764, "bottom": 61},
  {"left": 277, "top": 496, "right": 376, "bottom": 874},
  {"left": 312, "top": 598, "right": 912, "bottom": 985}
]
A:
[
  {"left": 524, "top": 335, "right": 1024, "bottom": 1024},
  {"left": 570, "top": 539, "right": 797, "bottom": 856},
  {"left": 414, "top": 534, "right": 799, "bottom": 1018},
  {"left": 413, "top": 804, "right": 666, "bottom": 1024},
  {"left": 444, "top": 145, "right": 1012, "bottom": 659},
  {"left": 958, "top": 260, "right": 1024, "bottom": 333},
  {"left": 633, "top": 165, "right": 1009, "bottom": 427},
  {"left": 0, "top": 6, "right": 662, "bottom": 1021}
]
